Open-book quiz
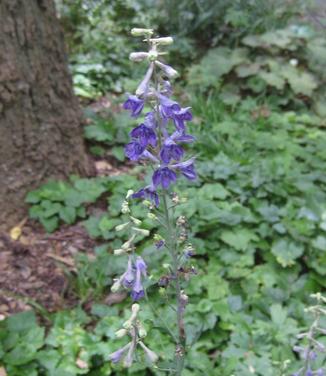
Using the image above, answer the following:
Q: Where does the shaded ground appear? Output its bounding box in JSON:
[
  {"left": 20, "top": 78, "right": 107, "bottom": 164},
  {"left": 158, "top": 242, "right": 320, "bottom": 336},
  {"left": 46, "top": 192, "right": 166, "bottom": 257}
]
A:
[{"left": 0, "top": 223, "right": 95, "bottom": 317}]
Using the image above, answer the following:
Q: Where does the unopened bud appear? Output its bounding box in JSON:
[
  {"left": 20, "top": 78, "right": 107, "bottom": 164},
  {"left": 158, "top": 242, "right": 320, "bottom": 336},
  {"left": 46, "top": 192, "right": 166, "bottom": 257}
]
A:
[
  {"left": 176, "top": 216, "right": 186, "bottom": 226},
  {"left": 155, "top": 61, "right": 178, "bottom": 78},
  {"left": 121, "top": 200, "right": 130, "bottom": 214},
  {"left": 149, "top": 37, "right": 173, "bottom": 45},
  {"left": 121, "top": 234, "right": 136, "bottom": 250},
  {"left": 130, "top": 216, "right": 142, "bottom": 226},
  {"left": 126, "top": 190, "right": 134, "bottom": 199},
  {"left": 132, "top": 227, "right": 150, "bottom": 236},
  {"left": 113, "top": 248, "right": 127, "bottom": 255},
  {"left": 132, "top": 303, "right": 140, "bottom": 314},
  {"left": 139, "top": 342, "right": 159, "bottom": 363},
  {"left": 148, "top": 213, "right": 157, "bottom": 220},
  {"left": 115, "top": 328, "right": 128, "bottom": 338},
  {"left": 143, "top": 200, "right": 152, "bottom": 207},
  {"left": 137, "top": 322, "right": 147, "bottom": 338},
  {"left": 131, "top": 28, "right": 154, "bottom": 37},
  {"left": 111, "top": 279, "right": 121, "bottom": 292},
  {"left": 115, "top": 222, "right": 130, "bottom": 232},
  {"left": 123, "top": 320, "right": 132, "bottom": 329},
  {"left": 129, "top": 52, "right": 149, "bottom": 62}
]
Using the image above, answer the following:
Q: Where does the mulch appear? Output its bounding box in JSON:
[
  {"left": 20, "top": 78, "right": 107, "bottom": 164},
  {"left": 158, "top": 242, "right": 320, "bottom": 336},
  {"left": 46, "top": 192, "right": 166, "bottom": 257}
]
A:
[{"left": 0, "top": 222, "right": 95, "bottom": 317}]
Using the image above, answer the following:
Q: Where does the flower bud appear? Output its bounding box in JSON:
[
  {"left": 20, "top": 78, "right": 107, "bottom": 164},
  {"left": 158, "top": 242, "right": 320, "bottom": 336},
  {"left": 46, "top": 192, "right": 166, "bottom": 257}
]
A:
[
  {"left": 121, "top": 234, "right": 136, "bottom": 250},
  {"left": 113, "top": 248, "right": 127, "bottom": 255},
  {"left": 132, "top": 227, "right": 150, "bottom": 236},
  {"left": 155, "top": 61, "right": 178, "bottom": 78},
  {"left": 121, "top": 200, "right": 130, "bottom": 214},
  {"left": 130, "top": 216, "right": 142, "bottom": 225},
  {"left": 115, "top": 328, "right": 128, "bottom": 338},
  {"left": 136, "top": 62, "right": 154, "bottom": 96},
  {"left": 115, "top": 222, "right": 130, "bottom": 232},
  {"left": 147, "top": 213, "right": 157, "bottom": 220},
  {"left": 132, "top": 303, "right": 140, "bottom": 314},
  {"left": 137, "top": 322, "right": 147, "bottom": 338},
  {"left": 126, "top": 189, "right": 134, "bottom": 199},
  {"left": 131, "top": 28, "right": 153, "bottom": 37},
  {"left": 149, "top": 37, "right": 173, "bottom": 45},
  {"left": 142, "top": 200, "right": 152, "bottom": 207},
  {"left": 139, "top": 342, "right": 159, "bottom": 363},
  {"left": 111, "top": 279, "right": 121, "bottom": 292},
  {"left": 129, "top": 52, "right": 149, "bottom": 62}
]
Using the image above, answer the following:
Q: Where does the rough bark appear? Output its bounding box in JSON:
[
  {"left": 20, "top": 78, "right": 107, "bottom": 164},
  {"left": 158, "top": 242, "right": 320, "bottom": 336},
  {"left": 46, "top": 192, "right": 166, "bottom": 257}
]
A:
[{"left": 0, "top": 0, "right": 93, "bottom": 231}]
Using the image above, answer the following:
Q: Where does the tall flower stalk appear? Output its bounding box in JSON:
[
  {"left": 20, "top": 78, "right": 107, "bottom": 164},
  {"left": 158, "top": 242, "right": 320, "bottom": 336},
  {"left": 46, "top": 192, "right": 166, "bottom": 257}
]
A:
[{"left": 109, "top": 28, "right": 196, "bottom": 375}]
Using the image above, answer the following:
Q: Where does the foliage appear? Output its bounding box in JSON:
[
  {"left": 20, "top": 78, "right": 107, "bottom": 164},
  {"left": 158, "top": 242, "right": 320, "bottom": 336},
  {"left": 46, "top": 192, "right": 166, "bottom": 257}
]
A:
[
  {"left": 187, "top": 25, "right": 326, "bottom": 114},
  {"left": 24, "top": 94, "right": 326, "bottom": 374},
  {"left": 25, "top": 177, "right": 110, "bottom": 232},
  {"left": 56, "top": 0, "right": 306, "bottom": 96}
]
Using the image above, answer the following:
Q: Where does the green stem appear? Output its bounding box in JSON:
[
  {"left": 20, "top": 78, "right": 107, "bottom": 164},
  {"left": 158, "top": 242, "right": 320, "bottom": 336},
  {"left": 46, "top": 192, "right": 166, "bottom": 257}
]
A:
[{"left": 162, "top": 193, "right": 186, "bottom": 376}]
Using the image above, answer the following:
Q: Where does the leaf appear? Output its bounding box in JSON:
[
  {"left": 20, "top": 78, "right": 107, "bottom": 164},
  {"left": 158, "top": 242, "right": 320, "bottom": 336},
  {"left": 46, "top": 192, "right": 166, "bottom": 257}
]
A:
[
  {"left": 271, "top": 239, "right": 304, "bottom": 267},
  {"left": 270, "top": 304, "right": 287, "bottom": 326},
  {"left": 220, "top": 229, "right": 258, "bottom": 251},
  {"left": 40, "top": 216, "right": 59, "bottom": 233},
  {"left": 281, "top": 65, "right": 317, "bottom": 96},
  {"left": 199, "top": 183, "right": 230, "bottom": 200},
  {"left": 259, "top": 71, "right": 285, "bottom": 90},
  {"left": 6, "top": 311, "right": 37, "bottom": 332},
  {"left": 59, "top": 207, "right": 77, "bottom": 225}
]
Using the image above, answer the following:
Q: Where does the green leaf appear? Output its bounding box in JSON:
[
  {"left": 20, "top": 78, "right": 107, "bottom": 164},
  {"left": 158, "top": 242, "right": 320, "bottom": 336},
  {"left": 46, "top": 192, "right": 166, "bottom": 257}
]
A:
[
  {"left": 221, "top": 229, "right": 258, "bottom": 251},
  {"left": 59, "top": 207, "right": 77, "bottom": 224},
  {"left": 199, "top": 183, "right": 230, "bottom": 200},
  {"left": 271, "top": 239, "right": 304, "bottom": 267},
  {"left": 40, "top": 216, "right": 59, "bottom": 233}
]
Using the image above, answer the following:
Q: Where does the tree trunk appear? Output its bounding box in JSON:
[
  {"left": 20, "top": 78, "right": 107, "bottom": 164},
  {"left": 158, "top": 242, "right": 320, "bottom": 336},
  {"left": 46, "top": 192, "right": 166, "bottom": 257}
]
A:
[{"left": 0, "top": 0, "right": 93, "bottom": 231}]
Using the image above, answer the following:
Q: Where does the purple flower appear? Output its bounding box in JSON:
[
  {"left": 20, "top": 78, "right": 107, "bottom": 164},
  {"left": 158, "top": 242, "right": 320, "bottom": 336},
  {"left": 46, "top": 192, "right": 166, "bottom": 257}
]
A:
[
  {"left": 173, "top": 132, "right": 196, "bottom": 143},
  {"left": 160, "top": 144, "right": 184, "bottom": 164},
  {"left": 131, "top": 268, "right": 145, "bottom": 301},
  {"left": 306, "top": 369, "right": 313, "bottom": 376},
  {"left": 135, "top": 256, "right": 147, "bottom": 275},
  {"left": 130, "top": 124, "right": 157, "bottom": 147},
  {"left": 123, "top": 95, "right": 144, "bottom": 117},
  {"left": 173, "top": 158, "right": 197, "bottom": 180},
  {"left": 144, "top": 111, "right": 157, "bottom": 128},
  {"left": 132, "top": 186, "right": 160, "bottom": 207},
  {"left": 152, "top": 167, "right": 177, "bottom": 189},
  {"left": 155, "top": 239, "right": 165, "bottom": 249},
  {"left": 122, "top": 257, "right": 134, "bottom": 288},
  {"left": 125, "top": 141, "right": 145, "bottom": 161},
  {"left": 108, "top": 344, "right": 130, "bottom": 363},
  {"left": 316, "top": 369, "right": 325, "bottom": 376},
  {"left": 173, "top": 107, "right": 192, "bottom": 131},
  {"left": 159, "top": 95, "right": 180, "bottom": 119}
]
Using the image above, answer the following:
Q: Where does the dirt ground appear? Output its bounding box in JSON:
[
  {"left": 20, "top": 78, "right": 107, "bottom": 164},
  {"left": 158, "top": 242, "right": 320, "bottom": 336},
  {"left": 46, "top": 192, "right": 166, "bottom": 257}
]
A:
[{"left": 0, "top": 222, "right": 95, "bottom": 317}]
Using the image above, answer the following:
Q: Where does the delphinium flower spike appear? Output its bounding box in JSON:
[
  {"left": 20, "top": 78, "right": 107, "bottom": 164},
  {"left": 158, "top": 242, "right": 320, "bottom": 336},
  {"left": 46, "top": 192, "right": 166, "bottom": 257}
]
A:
[{"left": 110, "top": 28, "right": 197, "bottom": 375}]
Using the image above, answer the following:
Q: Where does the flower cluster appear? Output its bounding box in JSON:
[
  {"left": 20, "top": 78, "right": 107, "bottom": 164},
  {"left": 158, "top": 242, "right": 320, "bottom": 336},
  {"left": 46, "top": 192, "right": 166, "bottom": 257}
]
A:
[
  {"left": 111, "top": 191, "right": 149, "bottom": 301},
  {"left": 292, "top": 293, "right": 326, "bottom": 376},
  {"left": 108, "top": 303, "right": 158, "bottom": 367},
  {"left": 123, "top": 30, "right": 196, "bottom": 207}
]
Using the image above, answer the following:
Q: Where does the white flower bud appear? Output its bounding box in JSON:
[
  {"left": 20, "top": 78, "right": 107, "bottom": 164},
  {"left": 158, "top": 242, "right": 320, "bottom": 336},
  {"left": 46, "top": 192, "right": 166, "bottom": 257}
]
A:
[
  {"left": 129, "top": 52, "right": 149, "bottom": 62},
  {"left": 138, "top": 322, "right": 147, "bottom": 338},
  {"left": 113, "top": 248, "right": 127, "bottom": 255},
  {"left": 147, "top": 213, "right": 157, "bottom": 220},
  {"left": 132, "top": 303, "right": 140, "bottom": 314},
  {"left": 121, "top": 234, "right": 136, "bottom": 250},
  {"left": 132, "top": 227, "right": 150, "bottom": 236},
  {"left": 130, "top": 216, "right": 142, "bottom": 225},
  {"left": 115, "top": 222, "right": 130, "bottom": 232},
  {"left": 126, "top": 190, "right": 134, "bottom": 199},
  {"left": 121, "top": 200, "right": 130, "bottom": 214},
  {"left": 290, "top": 58, "right": 298, "bottom": 66},
  {"left": 139, "top": 342, "right": 159, "bottom": 363},
  {"left": 149, "top": 37, "right": 173, "bottom": 45},
  {"left": 131, "top": 28, "right": 154, "bottom": 37},
  {"left": 111, "top": 279, "right": 121, "bottom": 292},
  {"left": 115, "top": 328, "right": 128, "bottom": 338},
  {"left": 155, "top": 61, "right": 178, "bottom": 78}
]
